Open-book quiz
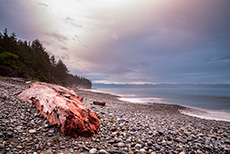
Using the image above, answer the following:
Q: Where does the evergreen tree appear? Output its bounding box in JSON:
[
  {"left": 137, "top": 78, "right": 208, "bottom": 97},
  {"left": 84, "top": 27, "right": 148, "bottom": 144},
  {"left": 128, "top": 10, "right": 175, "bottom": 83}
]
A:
[
  {"left": 54, "top": 59, "right": 69, "bottom": 85},
  {"left": 0, "top": 29, "right": 92, "bottom": 88},
  {"left": 0, "top": 28, "right": 18, "bottom": 53},
  {"left": 31, "top": 39, "right": 52, "bottom": 82},
  {"left": 50, "top": 55, "right": 56, "bottom": 66}
]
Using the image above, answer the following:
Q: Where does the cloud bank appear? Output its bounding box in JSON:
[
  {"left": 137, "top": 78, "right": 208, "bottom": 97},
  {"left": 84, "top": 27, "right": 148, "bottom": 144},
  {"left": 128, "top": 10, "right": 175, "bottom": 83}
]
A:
[{"left": 0, "top": 0, "right": 229, "bottom": 84}]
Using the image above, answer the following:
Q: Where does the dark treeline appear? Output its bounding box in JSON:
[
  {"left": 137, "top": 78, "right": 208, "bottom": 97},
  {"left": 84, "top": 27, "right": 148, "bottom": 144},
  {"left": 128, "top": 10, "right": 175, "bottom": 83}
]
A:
[{"left": 0, "top": 29, "right": 92, "bottom": 88}]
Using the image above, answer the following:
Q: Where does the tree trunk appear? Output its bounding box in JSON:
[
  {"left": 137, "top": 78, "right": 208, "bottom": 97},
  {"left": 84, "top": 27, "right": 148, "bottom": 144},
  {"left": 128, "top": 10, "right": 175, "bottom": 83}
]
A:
[{"left": 16, "top": 82, "right": 99, "bottom": 138}]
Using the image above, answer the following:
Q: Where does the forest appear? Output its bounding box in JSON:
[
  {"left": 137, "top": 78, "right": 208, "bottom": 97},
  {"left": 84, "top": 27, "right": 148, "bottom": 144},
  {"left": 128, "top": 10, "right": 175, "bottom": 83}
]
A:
[{"left": 0, "top": 29, "right": 92, "bottom": 88}]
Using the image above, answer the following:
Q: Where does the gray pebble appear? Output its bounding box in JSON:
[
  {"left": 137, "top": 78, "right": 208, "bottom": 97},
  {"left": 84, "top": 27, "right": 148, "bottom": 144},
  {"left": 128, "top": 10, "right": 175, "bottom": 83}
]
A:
[
  {"left": 29, "top": 129, "right": 36, "bottom": 134},
  {"left": 89, "top": 148, "right": 97, "bottom": 154},
  {"left": 0, "top": 80, "right": 230, "bottom": 154},
  {"left": 118, "top": 142, "right": 125, "bottom": 147},
  {"left": 98, "top": 149, "right": 108, "bottom": 154}
]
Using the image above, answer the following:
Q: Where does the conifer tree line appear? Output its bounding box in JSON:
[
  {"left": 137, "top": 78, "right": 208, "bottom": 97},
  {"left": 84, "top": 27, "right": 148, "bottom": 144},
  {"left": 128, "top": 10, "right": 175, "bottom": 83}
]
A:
[{"left": 0, "top": 29, "right": 92, "bottom": 88}]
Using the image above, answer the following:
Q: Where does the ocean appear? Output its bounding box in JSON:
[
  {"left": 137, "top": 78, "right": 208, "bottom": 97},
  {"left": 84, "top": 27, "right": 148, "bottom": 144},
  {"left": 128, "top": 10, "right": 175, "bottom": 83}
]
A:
[{"left": 92, "top": 84, "right": 230, "bottom": 122}]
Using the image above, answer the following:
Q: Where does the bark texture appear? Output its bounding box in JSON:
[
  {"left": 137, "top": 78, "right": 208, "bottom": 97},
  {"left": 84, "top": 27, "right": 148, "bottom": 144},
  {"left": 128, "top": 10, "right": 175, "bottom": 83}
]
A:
[{"left": 16, "top": 82, "right": 99, "bottom": 138}]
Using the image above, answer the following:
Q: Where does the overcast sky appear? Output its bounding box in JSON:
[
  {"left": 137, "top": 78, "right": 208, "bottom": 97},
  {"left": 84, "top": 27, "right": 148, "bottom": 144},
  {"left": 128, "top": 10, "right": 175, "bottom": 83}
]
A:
[{"left": 0, "top": 0, "right": 229, "bottom": 84}]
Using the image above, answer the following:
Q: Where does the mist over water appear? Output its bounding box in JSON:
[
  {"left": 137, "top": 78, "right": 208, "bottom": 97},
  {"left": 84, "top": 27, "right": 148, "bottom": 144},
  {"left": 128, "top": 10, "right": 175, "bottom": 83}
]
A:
[
  {"left": 93, "top": 84, "right": 230, "bottom": 110},
  {"left": 93, "top": 84, "right": 230, "bottom": 121}
]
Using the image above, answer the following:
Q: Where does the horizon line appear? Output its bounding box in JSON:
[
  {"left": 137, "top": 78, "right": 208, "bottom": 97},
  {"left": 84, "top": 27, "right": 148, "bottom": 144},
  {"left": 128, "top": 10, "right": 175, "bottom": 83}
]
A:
[{"left": 92, "top": 81, "right": 230, "bottom": 86}]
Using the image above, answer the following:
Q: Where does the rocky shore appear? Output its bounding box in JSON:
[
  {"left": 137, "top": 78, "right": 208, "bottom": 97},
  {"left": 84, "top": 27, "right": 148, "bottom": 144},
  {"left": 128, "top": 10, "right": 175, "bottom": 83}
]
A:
[{"left": 0, "top": 80, "right": 230, "bottom": 154}]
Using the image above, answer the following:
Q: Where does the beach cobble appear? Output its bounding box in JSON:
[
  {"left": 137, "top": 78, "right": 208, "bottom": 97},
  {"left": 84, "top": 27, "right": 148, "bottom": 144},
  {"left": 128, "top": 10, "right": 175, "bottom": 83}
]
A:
[{"left": 0, "top": 80, "right": 230, "bottom": 153}]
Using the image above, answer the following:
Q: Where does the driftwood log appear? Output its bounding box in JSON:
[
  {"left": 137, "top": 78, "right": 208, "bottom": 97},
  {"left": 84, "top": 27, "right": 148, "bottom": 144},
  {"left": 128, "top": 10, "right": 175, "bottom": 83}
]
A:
[
  {"left": 16, "top": 82, "right": 99, "bottom": 138},
  {"left": 93, "top": 101, "right": 106, "bottom": 106}
]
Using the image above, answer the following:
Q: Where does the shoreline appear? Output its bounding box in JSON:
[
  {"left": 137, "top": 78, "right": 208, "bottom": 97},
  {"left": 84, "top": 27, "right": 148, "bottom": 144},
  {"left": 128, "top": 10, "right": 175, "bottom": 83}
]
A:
[
  {"left": 81, "top": 88, "right": 230, "bottom": 123},
  {"left": 179, "top": 107, "right": 230, "bottom": 122},
  {"left": 1, "top": 80, "right": 230, "bottom": 153}
]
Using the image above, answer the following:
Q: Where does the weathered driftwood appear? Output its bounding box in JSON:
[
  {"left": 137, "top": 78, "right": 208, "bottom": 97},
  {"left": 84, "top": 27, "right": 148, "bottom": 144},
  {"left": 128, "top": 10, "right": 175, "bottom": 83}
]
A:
[
  {"left": 93, "top": 101, "right": 106, "bottom": 106},
  {"left": 16, "top": 82, "right": 99, "bottom": 138}
]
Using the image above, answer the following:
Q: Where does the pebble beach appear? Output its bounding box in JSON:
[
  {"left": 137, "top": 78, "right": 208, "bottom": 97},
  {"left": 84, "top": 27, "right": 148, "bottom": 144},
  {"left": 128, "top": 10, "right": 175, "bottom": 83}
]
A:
[{"left": 0, "top": 80, "right": 230, "bottom": 154}]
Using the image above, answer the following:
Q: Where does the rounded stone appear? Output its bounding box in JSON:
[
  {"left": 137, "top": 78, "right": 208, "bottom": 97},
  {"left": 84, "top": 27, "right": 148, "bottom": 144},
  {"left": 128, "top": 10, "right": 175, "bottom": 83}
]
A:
[
  {"left": 139, "top": 149, "right": 146, "bottom": 153},
  {"left": 29, "top": 129, "right": 37, "bottom": 134},
  {"left": 147, "top": 141, "right": 153, "bottom": 146},
  {"left": 82, "top": 146, "right": 90, "bottom": 151},
  {"left": 109, "top": 149, "right": 121, "bottom": 154},
  {"left": 118, "top": 142, "right": 125, "bottom": 147},
  {"left": 0, "top": 143, "right": 5, "bottom": 149},
  {"left": 135, "top": 144, "right": 142, "bottom": 149},
  {"left": 89, "top": 148, "right": 97, "bottom": 154},
  {"left": 98, "top": 149, "right": 108, "bottom": 154}
]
